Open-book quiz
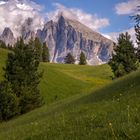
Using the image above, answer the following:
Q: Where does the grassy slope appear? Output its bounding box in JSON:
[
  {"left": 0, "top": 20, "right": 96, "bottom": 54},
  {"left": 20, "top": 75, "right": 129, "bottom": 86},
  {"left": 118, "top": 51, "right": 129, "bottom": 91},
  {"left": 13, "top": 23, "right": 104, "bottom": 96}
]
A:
[
  {"left": 0, "top": 48, "right": 140, "bottom": 139},
  {"left": 0, "top": 48, "right": 113, "bottom": 105},
  {"left": 39, "top": 63, "right": 112, "bottom": 105}
]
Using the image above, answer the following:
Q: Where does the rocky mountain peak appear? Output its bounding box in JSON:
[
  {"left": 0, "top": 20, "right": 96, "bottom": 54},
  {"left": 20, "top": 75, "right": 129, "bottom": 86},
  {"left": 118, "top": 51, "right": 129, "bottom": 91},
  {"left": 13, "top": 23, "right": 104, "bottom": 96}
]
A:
[
  {"left": 21, "top": 17, "right": 35, "bottom": 41},
  {"left": 0, "top": 15, "right": 113, "bottom": 65},
  {"left": 58, "top": 15, "right": 66, "bottom": 25},
  {"left": 1, "top": 27, "right": 14, "bottom": 39},
  {"left": 36, "top": 16, "right": 113, "bottom": 65},
  {"left": 0, "top": 27, "right": 15, "bottom": 45}
]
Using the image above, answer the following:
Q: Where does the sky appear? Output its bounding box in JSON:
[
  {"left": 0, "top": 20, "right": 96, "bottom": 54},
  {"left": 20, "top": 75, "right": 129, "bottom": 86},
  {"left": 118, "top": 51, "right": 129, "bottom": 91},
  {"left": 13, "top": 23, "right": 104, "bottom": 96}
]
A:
[{"left": 0, "top": 0, "right": 139, "bottom": 42}]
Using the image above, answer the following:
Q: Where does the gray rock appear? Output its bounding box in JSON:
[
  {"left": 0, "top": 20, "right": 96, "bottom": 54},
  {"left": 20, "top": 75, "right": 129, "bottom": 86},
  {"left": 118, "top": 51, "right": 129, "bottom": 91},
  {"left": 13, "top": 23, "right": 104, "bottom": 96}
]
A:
[
  {"left": 0, "top": 15, "right": 113, "bottom": 65},
  {"left": 21, "top": 18, "right": 36, "bottom": 42},
  {"left": 37, "top": 15, "right": 113, "bottom": 65},
  {"left": 0, "top": 27, "right": 15, "bottom": 45}
]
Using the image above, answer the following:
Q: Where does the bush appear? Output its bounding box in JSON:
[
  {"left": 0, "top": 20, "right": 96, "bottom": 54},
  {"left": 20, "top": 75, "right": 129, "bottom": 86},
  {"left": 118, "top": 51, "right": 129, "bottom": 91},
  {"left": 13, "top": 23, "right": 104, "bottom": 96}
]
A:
[{"left": 64, "top": 53, "right": 75, "bottom": 64}]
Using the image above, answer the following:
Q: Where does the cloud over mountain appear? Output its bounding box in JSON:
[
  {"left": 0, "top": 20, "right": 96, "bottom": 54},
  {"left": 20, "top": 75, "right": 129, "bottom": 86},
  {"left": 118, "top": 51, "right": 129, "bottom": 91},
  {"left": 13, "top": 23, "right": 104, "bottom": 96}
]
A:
[
  {"left": 0, "top": 0, "right": 44, "bottom": 37},
  {"left": 47, "top": 3, "right": 110, "bottom": 31},
  {"left": 0, "top": 0, "right": 110, "bottom": 38}
]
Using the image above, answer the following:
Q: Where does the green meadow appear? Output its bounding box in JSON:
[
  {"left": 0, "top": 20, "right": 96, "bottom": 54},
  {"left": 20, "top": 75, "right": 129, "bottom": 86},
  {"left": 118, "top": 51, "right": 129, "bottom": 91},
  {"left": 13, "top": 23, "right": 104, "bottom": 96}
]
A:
[{"left": 0, "top": 48, "right": 140, "bottom": 140}]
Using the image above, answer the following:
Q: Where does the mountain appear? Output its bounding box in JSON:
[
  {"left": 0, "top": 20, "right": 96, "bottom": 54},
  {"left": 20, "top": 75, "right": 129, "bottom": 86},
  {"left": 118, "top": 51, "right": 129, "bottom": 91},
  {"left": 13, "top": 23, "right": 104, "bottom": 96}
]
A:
[
  {"left": 0, "top": 27, "right": 15, "bottom": 45},
  {"left": 21, "top": 18, "right": 36, "bottom": 42},
  {"left": 0, "top": 15, "right": 113, "bottom": 65},
  {"left": 37, "top": 15, "right": 113, "bottom": 65}
]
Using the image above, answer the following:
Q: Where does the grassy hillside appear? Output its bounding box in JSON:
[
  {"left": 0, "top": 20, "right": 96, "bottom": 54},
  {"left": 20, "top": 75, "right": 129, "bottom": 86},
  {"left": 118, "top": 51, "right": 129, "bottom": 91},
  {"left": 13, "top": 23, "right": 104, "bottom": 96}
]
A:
[
  {"left": 0, "top": 48, "right": 140, "bottom": 140},
  {"left": 39, "top": 63, "right": 112, "bottom": 104},
  {"left": 0, "top": 48, "right": 9, "bottom": 80},
  {"left": 0, "top": 48, "right": 113, "bottom": 105}
]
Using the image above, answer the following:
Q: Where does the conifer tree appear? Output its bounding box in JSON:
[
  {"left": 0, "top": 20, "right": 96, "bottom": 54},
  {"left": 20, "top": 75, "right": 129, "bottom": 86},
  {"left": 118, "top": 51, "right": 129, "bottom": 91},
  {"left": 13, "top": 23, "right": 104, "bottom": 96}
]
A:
[
  {"left": 34, "top": 37, "right": 43, "bottom": 61},
  {"left": 133, "top": 12, "right": 140, "bottom": 61},
  {"left": 64, "top": 53, "right": 75, "bottom": 64},
  {"left": 79, "top": 51, "right": 86, "bottom": 65},
  {"left": 1, "top": 38, "right": 43, "bottom": 117},
  {"left": 109, "top": 32, "right": 138, "bottom": 78},
  {"left": 0, "top": 81, "right": 19, "bottom": 120},
  {"left": 42, "top": 42, "right": 50, "bottom": 62}
]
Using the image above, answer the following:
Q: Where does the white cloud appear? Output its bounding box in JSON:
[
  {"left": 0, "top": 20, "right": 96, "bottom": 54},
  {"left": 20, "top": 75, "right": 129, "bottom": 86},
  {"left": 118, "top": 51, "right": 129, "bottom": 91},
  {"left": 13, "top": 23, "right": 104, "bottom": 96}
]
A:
[
  {"left": 0, "top": 1, "right": 110, "bottom": 37},
  {"left": 47, "top": 3, "right": 109, "bottom": 31},
  {"left": 0, "top": 0, "right": 45, "bottom": 37},
  {"left": 0, "top": 1, "right": 6, "bottom": 5},
  {"left": 115, "top": 0, "right": 140, "bottom": 15}
]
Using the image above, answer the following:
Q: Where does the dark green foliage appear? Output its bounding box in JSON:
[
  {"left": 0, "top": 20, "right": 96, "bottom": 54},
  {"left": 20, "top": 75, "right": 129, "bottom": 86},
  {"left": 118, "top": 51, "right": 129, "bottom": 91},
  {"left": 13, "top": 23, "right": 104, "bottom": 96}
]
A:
[
  {"left": 133, "top": 12, "right": 140, "bottom": 61},
  {"left": 42, "top": 42, "right": 50, "bottom": 62},
  {"left": 34, "top": 37, "right": 43, "bottom": 61},
  {"left": 131, "top": 7, "right": 140, "bottom": 61},
  {"left": 64, "top": 53, "right": 75, "bottom": 64},
  {"left": 0, "top": 38, "right": 43, "bottom": 120},
  {"left": 19, "top": 87, "right": 43, "bottom": 113},
  {"left": 79, "top": 51, "right": 86, "bottom": 65},
  {"left": 0, "top": 81, "right": 18, "bottom": 120},
  {"left": 135, "top": 24, "right": 140, "bottom": 47},
  {"left": 109, "top": 32, "right": 138, "bottom": 78},
  {"left": 0, "top": 40, "right": 6, "bottom": 49},
  {"left": 136, "top": 47, "right": 140, "bottom": 61}
]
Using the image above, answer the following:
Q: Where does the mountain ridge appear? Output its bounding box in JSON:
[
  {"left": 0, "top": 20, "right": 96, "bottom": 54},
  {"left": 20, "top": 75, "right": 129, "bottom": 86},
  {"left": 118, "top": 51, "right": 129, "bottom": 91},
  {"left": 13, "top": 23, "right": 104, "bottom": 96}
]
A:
[{"left": 0, "top": 15, "right": 113, "bottom": 65}]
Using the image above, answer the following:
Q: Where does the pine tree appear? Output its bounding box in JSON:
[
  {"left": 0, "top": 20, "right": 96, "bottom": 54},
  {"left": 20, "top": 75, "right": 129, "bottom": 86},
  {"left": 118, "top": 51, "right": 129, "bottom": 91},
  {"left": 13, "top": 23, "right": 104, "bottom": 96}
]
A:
[
  {"left": 133, "top": 13, "right": 140, "bottom": 61},
  {"left": 42, "top": 42, "right": 50, "bottom": 62},
  {"left": 109, "top": 32, "right": 138, "bottom": 78},
  {"left": 2, "top": 38, "right": 43, "bottom": 115},
  {"left": 64, "top": 53, "right": 75, "bottom": 64},
  {"left": 34, "top": 37, "right": 43, "bottom": 61},
  {"left": 79, "top": 52, "right": 86, "bottom": 65},
  {"left": 0, "top": 81, "right": 19, "bottom": 120}
]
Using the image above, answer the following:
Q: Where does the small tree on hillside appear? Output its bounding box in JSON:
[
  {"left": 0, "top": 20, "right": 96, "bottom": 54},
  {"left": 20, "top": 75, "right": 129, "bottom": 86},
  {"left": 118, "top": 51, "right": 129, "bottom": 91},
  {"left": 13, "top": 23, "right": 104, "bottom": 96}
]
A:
[
  {"left": 42, "top": 42, "right": 50, "bottom": 62},
  {"left": 109, "top": 32, "right": 138, "bottom": 78},
  {"left": 79, "top": 51, "right": 86, "bottom": 65},
  {"left": 64, "top": 53, "right": 75, "bottom": 64}
]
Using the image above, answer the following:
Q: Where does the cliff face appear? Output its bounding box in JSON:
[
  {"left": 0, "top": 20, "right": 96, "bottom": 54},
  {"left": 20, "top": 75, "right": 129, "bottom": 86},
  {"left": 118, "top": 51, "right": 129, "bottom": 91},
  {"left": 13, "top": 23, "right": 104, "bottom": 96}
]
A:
[
  {"left": 37, "top": 16, "right": 113, "bottom": 65},
  {"left": 21, "top": 18, "right": 36, "bottom": 42},
  {"left": 0, "top": 27, "right": 15, "bottom": 45},
  {"left": 0, "top": 15, "right": 113, "bottom": 65}
]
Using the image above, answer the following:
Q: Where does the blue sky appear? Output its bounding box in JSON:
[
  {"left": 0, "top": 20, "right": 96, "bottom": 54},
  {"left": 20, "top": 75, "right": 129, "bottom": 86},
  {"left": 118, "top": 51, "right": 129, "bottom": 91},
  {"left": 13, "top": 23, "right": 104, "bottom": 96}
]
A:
[{"left": 33, "top": 0, "right": 139, "bottom": 35}]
